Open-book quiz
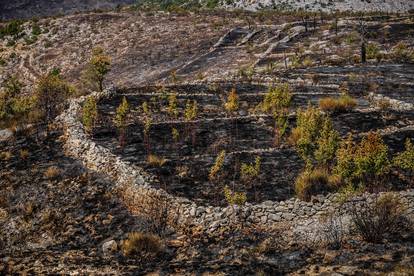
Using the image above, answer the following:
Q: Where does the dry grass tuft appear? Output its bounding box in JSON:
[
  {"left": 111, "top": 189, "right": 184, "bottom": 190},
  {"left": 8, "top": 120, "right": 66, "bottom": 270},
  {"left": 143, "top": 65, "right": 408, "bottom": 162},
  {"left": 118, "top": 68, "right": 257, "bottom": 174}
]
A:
[
  {"left": 44, "top": 166, "right": 60, "bottom": 180},
  {"left": 319, "top": 95, "right": 357, "bottom": 113},
  {"left": 295, "top": 168, "right": 340, "bottom": 201},
  {"left": 146, "top": 154, "right": 167, "bottom": 167},
  {"left": 122, "top": 232, "right": 162, "bottom": 256}
]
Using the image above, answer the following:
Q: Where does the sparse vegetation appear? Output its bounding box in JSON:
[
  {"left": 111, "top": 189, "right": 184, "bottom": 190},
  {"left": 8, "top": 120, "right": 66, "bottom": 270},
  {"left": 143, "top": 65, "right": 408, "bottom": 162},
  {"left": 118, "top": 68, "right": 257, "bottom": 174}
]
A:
[
  {"left": 224, "top": 185, "right": 247, "bottom": 206},
  {"left": 209, "top": 150, "right": 226, "bottom": 182},
  {"left": 122, "top": 232, "right": 162, "bottom": 256},
  {"left": 351, "top": 193, "right": 410, "bottom": 243},
  {"left": 295, "top": 167, "right": 338, "bottom": 201},
  {"left": 35, "top": 72, "right": 73, "bottom": 128},
  {"left": 319, "top": 95, "right": 357, "bottom": 113},
  {"left": 393, "top": 139, "right": 414, "bottom": 172},
  {"left": 147, "top": 154, "right": 167, "bottom": 167},
  {"left": 44, "top": 166, "right": 60, "bottom": 180}
]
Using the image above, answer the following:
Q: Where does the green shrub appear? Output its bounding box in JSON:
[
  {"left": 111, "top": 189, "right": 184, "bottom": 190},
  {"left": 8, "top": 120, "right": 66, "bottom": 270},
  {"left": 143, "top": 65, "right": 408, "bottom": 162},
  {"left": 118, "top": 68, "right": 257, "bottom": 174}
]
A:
[
  {"left": 354, "top": 132, "right": 389, "bottom": 180},
  {"left": 314, "top": 118, "right": 340, "bottom": 167},
  {"left": 289, "top": 105, "right": 324, "bottom": 166},
  {"left": 334, "top": 132, "right": 389, "bottom": 185},
  {"left": 260, "top": 83, "right": 292, "bottom": 145},
  {"left": 184, "top": 100, "right": 198, "bottom": 121},
  {"left": 167, "top": 93, "right": 179, "bottom": 118},
  {"left": 391, "top": 42, "right": 414, "bottom": 63},
  {"left": 334, "top": 134, "right": 356, "bottom": 181},
  {"left": 366, "top": 42, "right": 380, "bottom": 60},
  {"left": 0, "top": 75, "right": 36, "bottom": 127},
  {"left": 240, "top": 156, "right": 261, "bottom": 184},
  {"left": 82, "top": 96, "right": 98, "bottom": 134},
  {"left": 0, "top": 20, "right": 23, "bottom": 39},
  {"left": 393, "top": 139, "right": 414, "bottom": 171},
  {"left": 31, "top": 24, "right": 42, "bottom": 36},
  {"left": 224, "top": 185, "right": 247, "bottom": 206}
]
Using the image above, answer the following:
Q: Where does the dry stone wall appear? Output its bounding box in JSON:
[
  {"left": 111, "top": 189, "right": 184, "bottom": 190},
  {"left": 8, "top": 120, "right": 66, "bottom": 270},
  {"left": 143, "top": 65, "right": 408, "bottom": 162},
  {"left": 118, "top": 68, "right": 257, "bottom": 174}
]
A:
[{"left": 59, "top": 87, "right": 414, "bottom": 236}]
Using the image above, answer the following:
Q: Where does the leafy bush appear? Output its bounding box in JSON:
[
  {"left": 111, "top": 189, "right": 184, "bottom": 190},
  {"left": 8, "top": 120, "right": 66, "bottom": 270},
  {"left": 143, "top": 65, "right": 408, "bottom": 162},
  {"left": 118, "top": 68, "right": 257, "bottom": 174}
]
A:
[
  {"left": 351, "top": 193, "right": 409, "bottom": 243},
  {"left": 334, "top": 134, "right": 356, "bottom": 181},
  {"left": 334, "top": 132, "right": 389, "bottom": 185},
  {"left": 393, "top": 139, "right": 414, "bottom": 172},
  {"left": 295, "top": 168, "right": 338, "bottom": 201},
  {"left": 366, "top": 42, "right": 380, "bottom": 60},
  {"left": 240, "top": 156, "right": 261, "bottom": 183},
  {"left": 289, "top": 105, "right": 334, "bottom": 166},
  {"left": 391, "top": 42, "right": 414, "bottom": 63},
  {"left": 319, "top": 95, "right": 357, "bottom": 113},
  {"left": 82, "top": 96, "right": 98, "bottom": 134},
  {"left": 122, "top": 232, "right": 161, "bottom": 256},
  {"left": 224, "top": 185, "right": 247, "bottom": 206},
  {"left": 353, "top": 132, "right": 389, "bottom": 180},
  {"left": 0, "top": 20, "right": 23, "bottom": 39},
  {"left": 314, "top": 118, "right": 340, "bottom": 167}
]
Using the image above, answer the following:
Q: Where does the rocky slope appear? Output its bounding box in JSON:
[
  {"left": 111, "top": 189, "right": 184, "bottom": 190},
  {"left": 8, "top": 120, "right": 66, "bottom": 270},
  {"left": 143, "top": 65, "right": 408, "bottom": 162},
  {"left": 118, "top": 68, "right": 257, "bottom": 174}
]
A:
[
  {"left": 0, "top": 0, "right": 136, "bottom": 20},
  {"left": 226, "top": 0, "right": 414, "bottom": 12}
]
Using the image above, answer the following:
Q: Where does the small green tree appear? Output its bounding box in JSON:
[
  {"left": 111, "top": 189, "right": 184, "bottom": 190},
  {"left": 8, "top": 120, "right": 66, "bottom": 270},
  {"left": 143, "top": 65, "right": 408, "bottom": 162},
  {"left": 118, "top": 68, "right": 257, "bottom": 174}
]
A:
[
  {"left": 354, "top": 132, "right": 389, "bottom": 182},
  {"left": 184, "top": 100, "right": 198, "bottom": 146},
  {"left": 82, "top": 47, "right": 111, "bottom": 92},
  {"left": 209, "top": 150, "right": 226, "bottom": 182},
  {"left": 314, "top": 118, "right": 340, "bottom": 167},
  {"left": 335, "top": 132, "right": 389, "bottom": 187},
  {"left": 167, "top": 93, "right": 179, "bottom": 119},
  {"left": 115, "top": 97, "right": 130, "bottom": 147},
  {"left": 172, "top": 127, "right": 180, "bottom": 145},
  {"left": 140, "top": 101, "right": 152, "bottom": 153},
  {"left": 334, "top": 134, "right": 356, "bottom": 181},
  {"left": 82, "top": 96, "right": 98, "bottom": 134},
  {"left": 224, "top": 88, "right": 239, "bottom": 115},
  {"left": 35, "top": 72, "right": 72, "bottom": 129},
  {"left": 261, "top": 84, "right": 292, "bottom": 146},
  {"left": 289, "top": 105, "right": 325, "bottom": 167},
  {"left": 393, "top": 139, "right": 414, "bottom": 172},
  {"left": 240, "top": 156, "right": 261, "bottom": 200}
]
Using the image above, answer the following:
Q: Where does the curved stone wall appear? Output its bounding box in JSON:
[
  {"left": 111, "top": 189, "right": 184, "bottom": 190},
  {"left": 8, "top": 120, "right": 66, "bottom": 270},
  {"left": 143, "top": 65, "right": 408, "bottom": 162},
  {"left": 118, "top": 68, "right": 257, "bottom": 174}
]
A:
[{"left": 59, "top": 88, "right": 414, "bottom": 235}]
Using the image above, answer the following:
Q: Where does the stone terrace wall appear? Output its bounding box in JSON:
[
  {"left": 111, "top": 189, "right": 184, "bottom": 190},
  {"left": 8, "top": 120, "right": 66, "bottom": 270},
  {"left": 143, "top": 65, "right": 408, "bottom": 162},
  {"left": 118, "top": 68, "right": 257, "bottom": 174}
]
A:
[{"left": 59, "top": 88, "right": 414, "bottom": 235}]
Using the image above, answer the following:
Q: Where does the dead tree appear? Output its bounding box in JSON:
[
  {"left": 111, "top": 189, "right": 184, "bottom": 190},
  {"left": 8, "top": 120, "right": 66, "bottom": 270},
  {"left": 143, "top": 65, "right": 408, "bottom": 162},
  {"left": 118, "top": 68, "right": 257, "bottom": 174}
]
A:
[{"left": 358, "top": 18, "right": 368, "bottom": 63}]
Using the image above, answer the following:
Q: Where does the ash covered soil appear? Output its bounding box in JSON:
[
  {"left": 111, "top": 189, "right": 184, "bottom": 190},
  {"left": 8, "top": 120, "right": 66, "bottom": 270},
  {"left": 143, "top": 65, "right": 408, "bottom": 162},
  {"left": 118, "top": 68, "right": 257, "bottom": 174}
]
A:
[{"left": 1, "top": 8, "right": 414, "bottom": 275}]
